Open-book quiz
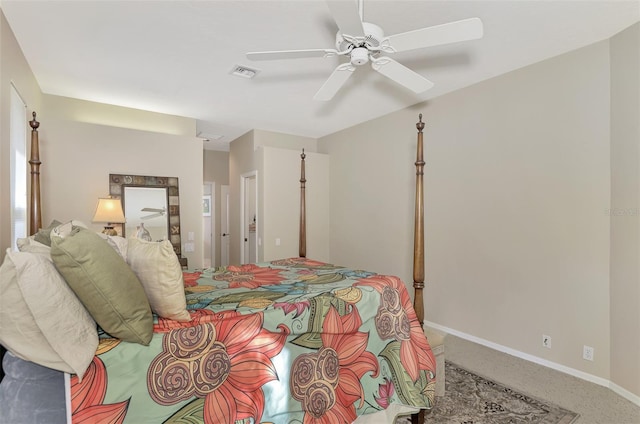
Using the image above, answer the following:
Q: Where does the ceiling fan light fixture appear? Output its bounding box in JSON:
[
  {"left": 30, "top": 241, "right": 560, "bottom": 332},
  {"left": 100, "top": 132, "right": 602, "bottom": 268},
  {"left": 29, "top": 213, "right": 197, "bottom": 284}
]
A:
[{"left": 350, "top": 47, "right": 369, "bottom": 66}]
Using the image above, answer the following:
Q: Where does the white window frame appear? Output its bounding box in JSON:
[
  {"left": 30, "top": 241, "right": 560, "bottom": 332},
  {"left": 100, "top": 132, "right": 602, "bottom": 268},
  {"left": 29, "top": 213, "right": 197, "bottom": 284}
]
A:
[{"left": 10, "top": 83, "right": 28, "bottom": 251}]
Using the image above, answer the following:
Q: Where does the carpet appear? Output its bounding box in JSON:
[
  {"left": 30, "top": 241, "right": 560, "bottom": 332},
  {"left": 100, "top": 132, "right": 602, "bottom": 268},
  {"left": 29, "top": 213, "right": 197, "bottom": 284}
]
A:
[{"left": 421, "top": 362, "right": 580, "bottom": 424}]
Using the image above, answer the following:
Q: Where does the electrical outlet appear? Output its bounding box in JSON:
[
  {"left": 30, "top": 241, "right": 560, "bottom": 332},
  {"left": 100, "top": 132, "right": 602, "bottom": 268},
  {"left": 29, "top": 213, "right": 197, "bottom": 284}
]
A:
[
  {"left": 583, "top": 345, "right": 594, "bottom": 361},
  {"left": 542, "top": 335, "right": 551, "bottom": 349}
]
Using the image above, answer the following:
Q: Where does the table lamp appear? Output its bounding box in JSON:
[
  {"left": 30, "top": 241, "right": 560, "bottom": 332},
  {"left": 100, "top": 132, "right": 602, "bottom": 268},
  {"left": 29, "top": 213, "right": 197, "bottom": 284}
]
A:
[{"left": 92, "top": 197, "right": 125, "bottom": 236}]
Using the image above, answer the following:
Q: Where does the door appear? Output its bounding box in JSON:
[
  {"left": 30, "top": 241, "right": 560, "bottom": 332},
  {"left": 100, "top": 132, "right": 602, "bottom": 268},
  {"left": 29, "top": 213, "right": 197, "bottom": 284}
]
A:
[{"left": 220, "top": 185, "right": 230, "bottom": 267}]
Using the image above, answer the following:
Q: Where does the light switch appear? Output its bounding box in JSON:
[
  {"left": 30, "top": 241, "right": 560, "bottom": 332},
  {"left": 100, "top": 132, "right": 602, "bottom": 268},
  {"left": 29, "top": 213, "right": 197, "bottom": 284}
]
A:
[
  {"left": 188, "top": 232, "right": 195, "bottom": 241},
  {"left": 275, "top": 238, "right": 281, "bottom": 246}
]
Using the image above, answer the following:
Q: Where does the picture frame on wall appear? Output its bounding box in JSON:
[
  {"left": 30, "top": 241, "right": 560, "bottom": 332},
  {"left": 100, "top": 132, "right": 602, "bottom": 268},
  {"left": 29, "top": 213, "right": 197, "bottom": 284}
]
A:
[{"left": 203, "top": 195, "right": 211, "bottom": 217}]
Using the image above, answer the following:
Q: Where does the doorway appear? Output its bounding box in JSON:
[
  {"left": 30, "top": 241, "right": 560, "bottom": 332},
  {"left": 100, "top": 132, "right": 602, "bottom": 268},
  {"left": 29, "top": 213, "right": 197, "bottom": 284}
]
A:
[
  {"left": 240, "top": 172, "right": 257, "bottom": 264},
  {"left": 202, "top": 182, "right": 215, "bottom": 268},
  {"left": 220, "top": 185, "right": 230, "bottom": 267}
]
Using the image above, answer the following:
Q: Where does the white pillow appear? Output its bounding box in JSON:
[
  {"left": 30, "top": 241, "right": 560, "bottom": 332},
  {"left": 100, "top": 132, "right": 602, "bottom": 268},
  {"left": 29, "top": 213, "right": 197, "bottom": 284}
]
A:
[
  {"left": 97, "top": 233, "right": 128, "bottom": 260},
  {"left": 127, "top": 239, "right": 191, "bottom": 322},
  {"left": 16, "top": 237, "right": 51, "bottom": 255},
  {"left": 0, "top": 249, "right": 98, "bottom": 379},
  {"left": 51, "top": 220, "right": 88, "bottom": 239}
]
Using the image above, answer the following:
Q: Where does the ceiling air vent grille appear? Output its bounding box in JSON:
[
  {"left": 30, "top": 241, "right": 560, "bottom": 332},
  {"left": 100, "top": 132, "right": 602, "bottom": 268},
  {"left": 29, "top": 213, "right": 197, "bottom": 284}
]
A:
[{"left": 230, "top": 65, "right": 259, "bottom": 79}]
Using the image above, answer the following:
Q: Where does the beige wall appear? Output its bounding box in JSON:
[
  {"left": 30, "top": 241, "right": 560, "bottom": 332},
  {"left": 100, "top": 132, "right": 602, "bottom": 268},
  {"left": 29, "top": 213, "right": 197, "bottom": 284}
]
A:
[
  {"left": 204, "top": 149, "right": 229, "bottom": 267},
  {"left": 0, "top": 9, "right": 43, "bottom": 253},
  {"left": 320, "top": 40, "right": 616, "bottom": 383},
  {"left": 229, "top": 130, "right": 255, "bottom": 265},
  {"left": 254, "top": 129, "right": 317, "bottom": 152},
  {"left": 609, "top": 22, "right": 640, "bottom": 398},
  {"left": 43, "top": 95, "right": 195, "bottom": 136}
]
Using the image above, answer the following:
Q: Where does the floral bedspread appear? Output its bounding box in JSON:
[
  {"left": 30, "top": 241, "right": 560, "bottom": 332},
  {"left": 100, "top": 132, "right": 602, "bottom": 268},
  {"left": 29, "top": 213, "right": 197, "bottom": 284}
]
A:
[{"left": 70, "top": 258, "right": 436, "bottom": 424}]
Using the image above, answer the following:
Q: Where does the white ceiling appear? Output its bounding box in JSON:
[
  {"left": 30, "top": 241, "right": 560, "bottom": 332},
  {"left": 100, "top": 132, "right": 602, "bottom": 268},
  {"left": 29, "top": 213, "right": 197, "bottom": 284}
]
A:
[{"left": 2, "top": 0, "right": 638, "bottom": 151}]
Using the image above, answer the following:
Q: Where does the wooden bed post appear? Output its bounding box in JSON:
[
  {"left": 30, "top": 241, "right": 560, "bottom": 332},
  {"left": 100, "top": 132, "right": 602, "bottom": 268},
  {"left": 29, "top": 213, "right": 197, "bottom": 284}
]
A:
[
  {"left": 413, "top": 114, "right": 425, "bottom": 328},
  {"left": 412, "top": 114, "right": 426, "bottom": 424},
  {"left": 29, "top": 111, "right": 42, "bottom": 235},
  {"left": 299, "top": 149, "right": 307, "bottom": 258}
]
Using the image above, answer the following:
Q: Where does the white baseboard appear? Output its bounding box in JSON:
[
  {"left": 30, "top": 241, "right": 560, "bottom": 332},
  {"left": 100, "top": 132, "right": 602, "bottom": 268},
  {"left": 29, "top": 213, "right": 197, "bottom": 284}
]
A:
[
  {"left": 610, "top": 381, "right": 640, "bottom": 407},
  {"left": 424, "top": 320, "right": 640, "bottom": 408}
]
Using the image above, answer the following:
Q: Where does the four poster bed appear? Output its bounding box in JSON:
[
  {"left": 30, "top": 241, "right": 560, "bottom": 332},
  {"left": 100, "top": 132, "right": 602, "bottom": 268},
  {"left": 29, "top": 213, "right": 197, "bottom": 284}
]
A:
[{"left": 0, "top": 113, "right": 435, "bottom": 424}]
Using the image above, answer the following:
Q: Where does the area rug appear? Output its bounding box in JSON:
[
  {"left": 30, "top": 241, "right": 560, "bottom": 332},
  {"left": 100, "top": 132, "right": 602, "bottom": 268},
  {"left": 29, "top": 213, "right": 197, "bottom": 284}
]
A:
[{"left": 418, "top": 362, "right": 580, "bottom": 424}]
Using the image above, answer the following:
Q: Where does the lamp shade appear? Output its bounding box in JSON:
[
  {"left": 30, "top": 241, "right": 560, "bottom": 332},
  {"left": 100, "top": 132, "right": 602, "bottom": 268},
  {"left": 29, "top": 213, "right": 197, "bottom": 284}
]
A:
[{"left": 93, "top": 198, "right": 125, "bottom": 223}]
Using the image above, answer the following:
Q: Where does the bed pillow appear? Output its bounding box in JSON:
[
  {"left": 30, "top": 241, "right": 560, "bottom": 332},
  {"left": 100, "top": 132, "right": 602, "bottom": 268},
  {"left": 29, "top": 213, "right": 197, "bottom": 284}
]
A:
[
  {"left": 32, "top": 219, "right": 62, "bottom": 246},
  {"left": 0, "top": 249, "right": 98, "bottom": 379},
  {"left": 16, "top": 237, "right": 51, "bottom": 255},
  {"left": 50, "top": 226, "right": 153, "bottom": 345},
  {"left": 97, "top": 233, "right": 128, "bottom": 260},
  {"left": 29, "top": 219, "right": 88, "bottom": 247},
  {"left": 127, "top": 238, "right": 191, "bottom": 322}
]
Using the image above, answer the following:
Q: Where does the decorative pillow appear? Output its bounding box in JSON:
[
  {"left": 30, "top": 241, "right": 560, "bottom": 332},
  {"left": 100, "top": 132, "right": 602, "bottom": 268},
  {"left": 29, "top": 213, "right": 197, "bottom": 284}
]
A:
[
  {"left": 50, "top": 227, "right": 153, "bottom": 345},
  {"left": 127, "top": 238, "right": 191, "bottom": 322},
  {"left": 32, "top": 219, "right": 62, "bottom": 246},
  {"left": 0, "top": 249, "right": 98, "bottom": 379}
]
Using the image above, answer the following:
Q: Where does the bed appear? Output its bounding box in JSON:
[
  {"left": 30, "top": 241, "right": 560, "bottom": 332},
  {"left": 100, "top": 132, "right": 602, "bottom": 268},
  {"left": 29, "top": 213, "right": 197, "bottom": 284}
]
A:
[{"left": 0, "top": 113, "right": 434, "bottom": 424}]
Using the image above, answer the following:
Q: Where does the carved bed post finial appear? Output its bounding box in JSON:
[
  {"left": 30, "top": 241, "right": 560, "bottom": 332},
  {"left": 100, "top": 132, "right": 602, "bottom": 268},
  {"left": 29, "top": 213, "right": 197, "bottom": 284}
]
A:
[
  {"left": 299, "top": 149, "right": 307, "bottom": 258},
  {"left": 29, "top": 111, "right": 42, "bottom": 235}
]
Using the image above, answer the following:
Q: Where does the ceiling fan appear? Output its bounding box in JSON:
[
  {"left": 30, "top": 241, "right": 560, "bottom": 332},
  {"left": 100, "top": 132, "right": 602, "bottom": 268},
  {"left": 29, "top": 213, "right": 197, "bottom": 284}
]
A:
[
  {"left": 141, "top": 207, "right": 166, "bottom": 220},
  {"left": 246, "top": 0, "right": 483, "bottom": 101}
]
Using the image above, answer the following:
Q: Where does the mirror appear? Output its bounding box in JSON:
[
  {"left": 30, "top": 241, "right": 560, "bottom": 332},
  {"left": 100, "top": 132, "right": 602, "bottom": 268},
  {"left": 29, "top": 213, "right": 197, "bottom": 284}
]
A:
[
  {"left": 123, "top": 186, "right": 168, "bottom": 242},
  {"left": 109, "top": 174, "right": 182, "bottom": 257}
]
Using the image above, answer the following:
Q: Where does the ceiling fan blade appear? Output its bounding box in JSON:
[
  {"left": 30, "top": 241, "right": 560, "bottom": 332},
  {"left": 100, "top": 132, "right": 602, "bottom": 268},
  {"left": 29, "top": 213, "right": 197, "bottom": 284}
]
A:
[
  {"left": 247, "top": 49, "right": 338, "bottom": 61},
  {"left": 326, "top": 0, "right": 364, "bottom": 37},
  {"left": 386, "top": 17, "right": 483, "bottom": 53},
  {"left": 371, "top": 57, "right": 434, "bottom": 93},
  {"left": 313, "top": 63, "right": 356, "bottom": 101},
  {"left": 141, "top": 213, "right": 162, "bottom": 220},
  {"left": 141, "top": 207, "right": 164, "bottom": 212}
]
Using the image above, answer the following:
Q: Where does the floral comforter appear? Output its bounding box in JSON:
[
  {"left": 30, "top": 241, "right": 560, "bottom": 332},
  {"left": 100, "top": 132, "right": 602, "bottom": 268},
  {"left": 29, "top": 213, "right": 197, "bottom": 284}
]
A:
[{"left": 70, "top": 258, "right": 436, "bottom": 424}]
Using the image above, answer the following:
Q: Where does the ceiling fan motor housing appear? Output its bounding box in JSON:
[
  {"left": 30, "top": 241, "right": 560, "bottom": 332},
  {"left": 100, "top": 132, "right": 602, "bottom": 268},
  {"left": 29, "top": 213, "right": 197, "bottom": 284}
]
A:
[
  {"left": 362, "top": 22, "right": 384, "bottom": 48},
  {"left": 335, "top": 22, "right": 385, "bottom": 51}
]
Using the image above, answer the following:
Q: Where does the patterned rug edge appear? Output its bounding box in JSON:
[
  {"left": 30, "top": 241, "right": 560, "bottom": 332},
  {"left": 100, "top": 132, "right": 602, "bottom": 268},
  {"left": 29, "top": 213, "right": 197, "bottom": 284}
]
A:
[{"left": 421, "top": 361, "right": 581, "bottom": 424}]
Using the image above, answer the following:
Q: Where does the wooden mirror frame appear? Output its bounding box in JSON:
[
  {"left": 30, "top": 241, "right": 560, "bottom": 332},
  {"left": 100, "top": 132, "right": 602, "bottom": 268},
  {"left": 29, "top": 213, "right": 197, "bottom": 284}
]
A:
[{"left": 109, "top": 174, "right": 182, "bottom": 257}]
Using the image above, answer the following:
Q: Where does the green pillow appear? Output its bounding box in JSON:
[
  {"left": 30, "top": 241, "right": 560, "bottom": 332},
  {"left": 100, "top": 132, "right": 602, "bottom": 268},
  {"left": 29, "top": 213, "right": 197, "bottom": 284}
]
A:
[
  {"left": 33, "top": 220, "right": 62, "bottom": 246},
  {"left": 51, "top": 226, "right": 153, "bottom": 345}
]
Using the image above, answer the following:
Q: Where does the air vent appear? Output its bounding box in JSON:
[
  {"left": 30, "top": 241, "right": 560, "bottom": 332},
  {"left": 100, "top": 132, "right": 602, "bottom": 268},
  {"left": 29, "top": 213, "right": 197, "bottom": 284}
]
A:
[
  {"left": 230, "top": 65, "right": 259, "bottom": 79},
  {"left": 197, "top": 132, "right": 224, "bottom": 142}
]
